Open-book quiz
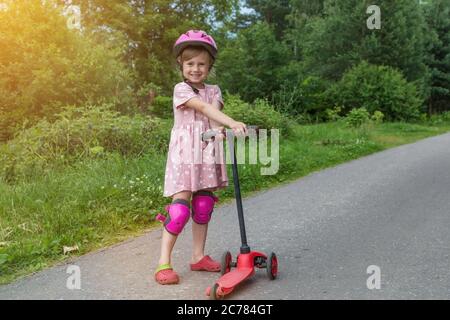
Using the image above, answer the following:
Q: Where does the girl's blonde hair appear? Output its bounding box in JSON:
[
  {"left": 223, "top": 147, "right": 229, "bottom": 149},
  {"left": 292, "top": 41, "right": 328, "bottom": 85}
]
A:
[{"left": 177, "top": 46, "right": 214, "bottom": 71}]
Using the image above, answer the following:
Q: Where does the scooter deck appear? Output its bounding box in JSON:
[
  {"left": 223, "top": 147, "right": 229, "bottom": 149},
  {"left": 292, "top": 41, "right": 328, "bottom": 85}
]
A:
[{"left": 217, "top": 267, "right": 254, "bottom": 289}]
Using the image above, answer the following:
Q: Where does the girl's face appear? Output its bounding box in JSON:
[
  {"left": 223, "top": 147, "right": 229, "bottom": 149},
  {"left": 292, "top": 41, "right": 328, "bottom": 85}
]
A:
[{"left": 181, "top": 51, "right": 210, "bottom": 85}]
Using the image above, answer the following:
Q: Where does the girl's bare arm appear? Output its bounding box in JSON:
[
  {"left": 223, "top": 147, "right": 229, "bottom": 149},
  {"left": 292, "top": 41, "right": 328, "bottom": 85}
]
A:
[
  {"left": 184, "top": 98, "right": 246, "bottom": 133},
  {"left": 209, "top": 100, "right": 223, "bottom": 130}
]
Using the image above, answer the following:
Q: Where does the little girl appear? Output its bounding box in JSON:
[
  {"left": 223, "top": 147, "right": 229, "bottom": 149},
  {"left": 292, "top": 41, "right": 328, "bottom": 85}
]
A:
[{"left": 155, "top": 30, "right": 247, "bottom": 285}]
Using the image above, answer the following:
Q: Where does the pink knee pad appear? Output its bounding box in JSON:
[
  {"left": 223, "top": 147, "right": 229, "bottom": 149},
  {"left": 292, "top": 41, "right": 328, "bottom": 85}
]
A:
[
  {"left": 191, "top": 191, "right": 218, "bottom": 224},
  {"left": 155, "top": 200, "right": 190, "bottom": 235}
]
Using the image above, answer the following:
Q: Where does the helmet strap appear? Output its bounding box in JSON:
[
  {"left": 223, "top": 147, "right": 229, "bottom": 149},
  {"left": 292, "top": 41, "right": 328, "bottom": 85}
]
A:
[{"left": 184, "top": 80, "right": 199, "bottom": 94}]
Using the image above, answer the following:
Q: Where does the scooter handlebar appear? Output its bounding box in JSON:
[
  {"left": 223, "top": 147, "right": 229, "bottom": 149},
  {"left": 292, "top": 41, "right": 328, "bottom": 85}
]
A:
[{"left": 202, "top": 125, "right": 259, "bottom": 141}]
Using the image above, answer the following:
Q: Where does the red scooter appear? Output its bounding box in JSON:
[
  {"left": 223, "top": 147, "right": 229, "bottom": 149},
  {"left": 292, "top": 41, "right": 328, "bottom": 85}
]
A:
[{"left": 202, "top": 126, "right": 278, "bottom": 299}]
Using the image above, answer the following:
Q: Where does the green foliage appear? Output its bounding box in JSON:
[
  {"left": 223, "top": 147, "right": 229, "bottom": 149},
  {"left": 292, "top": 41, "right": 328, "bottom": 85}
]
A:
[
  {"left": 284, "top": 4, "right": 325, "bottom": 63},
  {"left": 245, "top": 0, "right": 292, "bottom": 39},
  {"left": 441, "top": 111, "right": 450, "bottom": 122},
  {"left": 419, "top": 113, "right": 429, "bottom": 123},
  {"left": 272, "top": 75, "right": 329, "bottom": 120},
  {"left": 426, "top": 110, "right": 450, "bottom": 124},
  {"left": 371, "top": 111, "right": 384, "bottom": 124},
  {"left": 64, "top": 0, "right": 237, "bottom": 94},
  {"left": 428, "top": 114, "right": 444, "bottom": 125},
  {"left": 136, "top": 82, "right": 162, "bottom": 114},
  {"left": 299, "top": 0, "right": 429, "bottom": 96},
  {"left": 223, "top": 94, "right": 293, "bottom": 136},
  {"left": 0, "top": 1, "right": 135, "bottom": 141},
  {"left": 0, "top": 104, "right": 172, "bottom": 182},
  {"left": 215, "top": 21, "right": 291, "bottom": 102},
  {"left": 149, "top": 96, "right": 173, "bottom": 119},
  {"left": 423, "top": 0, "right": 450, "bottom": 113},
  {"left": 327, "top": 61, "right": 423, "bottom": 121},
  {"left": 325, "top": 106, "right": 342, "bottom": 122},
  {"left": 345, "top": 108, "right": 370, "bottom": 128}
]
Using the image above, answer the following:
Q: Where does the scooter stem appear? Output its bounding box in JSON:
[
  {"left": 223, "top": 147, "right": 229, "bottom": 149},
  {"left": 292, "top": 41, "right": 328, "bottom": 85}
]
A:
[{"left": 227, "top": 131, "right": 250, "bottom": 254}]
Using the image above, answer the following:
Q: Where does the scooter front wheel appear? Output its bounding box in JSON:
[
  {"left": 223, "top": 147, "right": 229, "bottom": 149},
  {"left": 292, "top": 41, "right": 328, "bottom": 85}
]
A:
[{"left": 210, "top": 283, "right": 224, "bottom": 300}]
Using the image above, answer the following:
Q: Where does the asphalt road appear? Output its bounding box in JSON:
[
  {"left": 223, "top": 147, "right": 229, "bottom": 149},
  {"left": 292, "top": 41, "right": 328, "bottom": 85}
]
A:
[{"left": 1, "top": 133, "right": 450, "bottom": 300}]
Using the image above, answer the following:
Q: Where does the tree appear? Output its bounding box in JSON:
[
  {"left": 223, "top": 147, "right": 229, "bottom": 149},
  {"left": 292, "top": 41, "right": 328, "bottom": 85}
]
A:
[
  {"left": 423, "top": 0, "right": 450, "bottom": 113},
  {"left": 284, "top": 0, "right": 326, "bottom": 59},
  {"left": 0, "top": 0, "right": 134, "bottom": 141},
  {"left": 244, "top": 0, "right": 292, "bottom": 39},
  {"left": 299, "top": 0, "right": 429, "bottom": 97},
  {"left": 56, "top": 0, "right": 237, "bottom": 94},
  {"left": 214, "top": 21, "right": 290, "bottom": 102},
  {"left": 290, "top": 0, "right": 325, "bottom": 17}
]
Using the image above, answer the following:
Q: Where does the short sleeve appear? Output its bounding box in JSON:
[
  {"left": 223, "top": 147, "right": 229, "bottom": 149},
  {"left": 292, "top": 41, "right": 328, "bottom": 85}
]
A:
[
  {"left": 213, "top": 85, "right": 224, "bottom": 110},
  {"left": 173, "top": 82, "right": 198, "bottom": 109}
]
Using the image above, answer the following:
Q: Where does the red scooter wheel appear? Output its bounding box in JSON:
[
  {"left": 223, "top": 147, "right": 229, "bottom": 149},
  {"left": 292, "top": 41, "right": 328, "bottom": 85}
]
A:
[
  {"left": 221, "top": 251, "right": 232, "bottom": 275},
  {"left": 267, "top": 252, "right": 278, "bottom": 280}
]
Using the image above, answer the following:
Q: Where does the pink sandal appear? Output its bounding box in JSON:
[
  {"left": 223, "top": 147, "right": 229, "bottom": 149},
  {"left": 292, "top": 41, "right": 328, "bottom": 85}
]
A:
[
  {"left": 190, "top": 255, "right": 221, "bottom": 272},
  {"left": 155, "top": 264, "right": 179, "bottom": 285}
]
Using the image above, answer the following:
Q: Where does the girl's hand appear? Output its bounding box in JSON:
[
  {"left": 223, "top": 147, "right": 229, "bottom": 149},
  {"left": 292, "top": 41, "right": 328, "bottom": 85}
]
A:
[
  {"left": 229, "top": 121, "right": 247, "bottom": 137},
  {"left": 214, "top": 126, "right": 225, "bottom": 142}
]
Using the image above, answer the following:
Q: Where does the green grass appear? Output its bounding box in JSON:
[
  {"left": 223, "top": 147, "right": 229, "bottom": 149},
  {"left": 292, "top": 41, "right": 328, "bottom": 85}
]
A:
[{"left": 1, "top": 120, "right": 450, "bottom": 284}]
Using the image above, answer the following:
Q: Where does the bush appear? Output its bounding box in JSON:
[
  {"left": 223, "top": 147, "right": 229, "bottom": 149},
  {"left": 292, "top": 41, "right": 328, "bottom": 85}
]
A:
[
  {"left": 136, "top": 82, "right": 161, "bottom": 114},
  {"left": 326, "top": 61, "right": 423, "bottom": 121},
  {"left": 440, "top": 111, "right": 450, "bottom": 122},
  {"left": 325, "top": 106, "right": 342, "bottom": 122},
  {"left": 272, "top": 76, "right": 329, "bottom": 121},
  {"left": 417, "top": 111, "right": 450, "bottom": 124},
  {"left": 149, "top": 96, "right": 173, "bottom": 119},
  {"left": 223, "top": 94, "right": 294, "bottom": 136},
  {"left": 0, "top": 104, "right": 172, "bottom": 182},
  {"left": 419, "top": 113, "right": 429, "bottom": 123},
  {"left": 371, "top": 111, "right": 384, "bottom": 124},
  {"left": 345, "top": 108, "right": 370, "bottom": 128}
]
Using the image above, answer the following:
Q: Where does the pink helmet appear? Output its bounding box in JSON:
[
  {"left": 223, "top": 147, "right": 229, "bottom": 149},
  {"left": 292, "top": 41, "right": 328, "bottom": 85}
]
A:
[{"left": 173, "top": 30, "right": 218, "bottom": 60}]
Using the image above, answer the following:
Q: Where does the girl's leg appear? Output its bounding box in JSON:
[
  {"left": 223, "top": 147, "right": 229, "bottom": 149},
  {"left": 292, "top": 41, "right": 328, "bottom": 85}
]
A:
[
  {"left": 191, "top": 188, "right": 215, "bottom": 264},
  {"left": 191, "top": 219, "right": 208, "bottom": 264},
  {"left": 158, "top": 191, "right": 192, "bottom": 266},
  {"left": 158, "top": 230, "right": 177, "bottom": 266}
]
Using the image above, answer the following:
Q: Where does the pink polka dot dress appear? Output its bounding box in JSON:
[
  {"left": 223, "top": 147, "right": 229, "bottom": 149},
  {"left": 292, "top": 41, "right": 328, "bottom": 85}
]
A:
[{"left": 163, "top": 82, "right": 228, "bottom": 197}]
